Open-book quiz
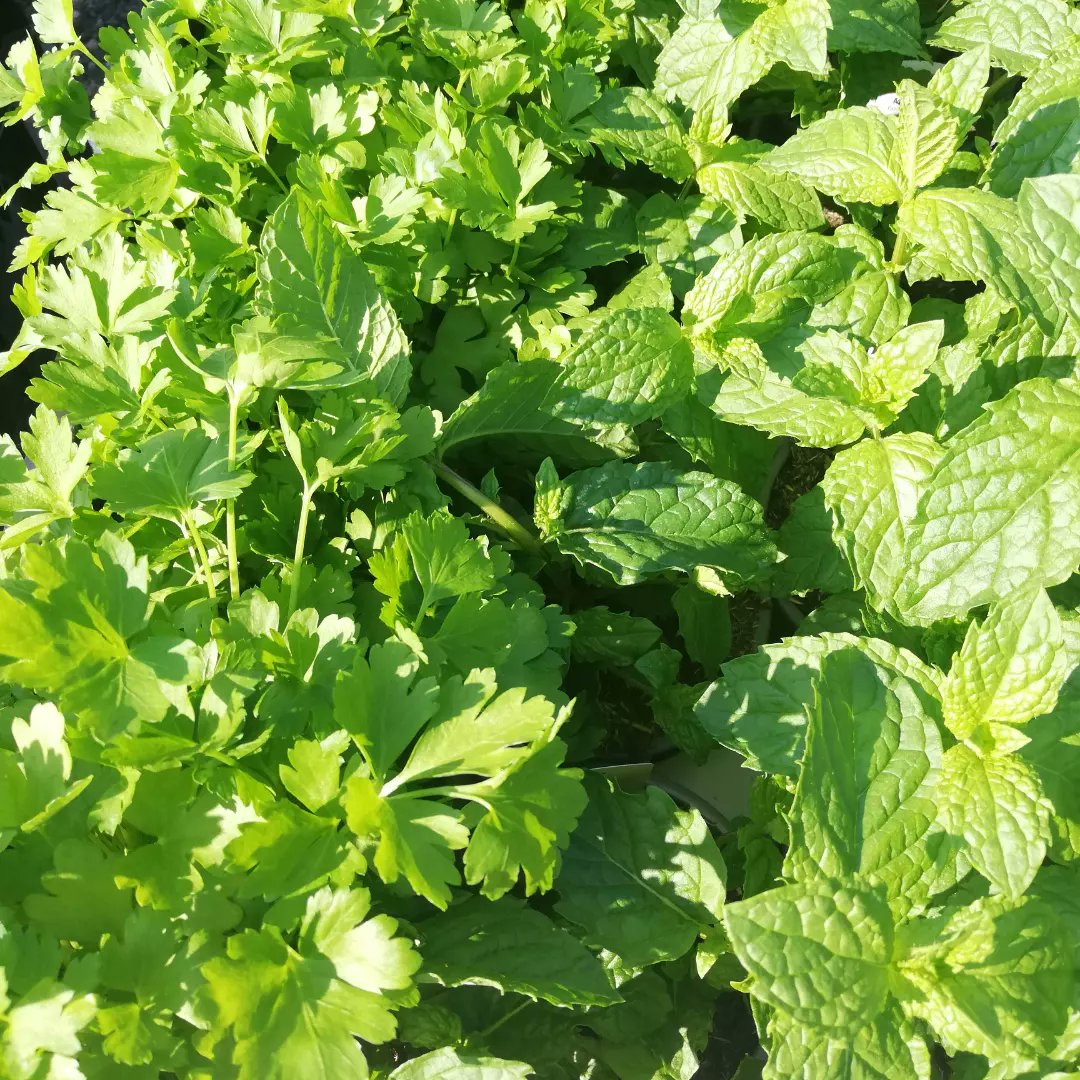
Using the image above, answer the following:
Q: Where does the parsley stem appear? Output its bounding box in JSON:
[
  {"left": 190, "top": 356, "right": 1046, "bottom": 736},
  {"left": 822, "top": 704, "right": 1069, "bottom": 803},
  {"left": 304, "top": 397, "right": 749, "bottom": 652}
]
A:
[
  {"left": 507, "top": 239, "right": 521, "bottom": 277},
  {"left": 473, "top": 1000, "right": 531, "bottom": 1041},
  {"left": 431, "top": 460, "right": 545, "bottom": 555},
  {"left": 225, "top": 391, "right": 241, "bottom": 600},
  {"left": 260, "top": 156, "right": 289, "bottom": 195},
  {"left": 182, "top": 512, "right": 218, "bottom": 601},
  {"left": 288, "top": 484, "right": 314, "bottom": 618},
  {"left": 78, "top": 45, "right": 109, "bottom": 75}
]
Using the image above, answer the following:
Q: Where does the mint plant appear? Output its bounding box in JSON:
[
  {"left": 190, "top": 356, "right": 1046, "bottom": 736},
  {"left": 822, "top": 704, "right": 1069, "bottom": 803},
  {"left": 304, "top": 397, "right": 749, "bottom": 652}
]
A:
[{"left": 1, "top": 0, "right": 1079, "bottom": 1078}]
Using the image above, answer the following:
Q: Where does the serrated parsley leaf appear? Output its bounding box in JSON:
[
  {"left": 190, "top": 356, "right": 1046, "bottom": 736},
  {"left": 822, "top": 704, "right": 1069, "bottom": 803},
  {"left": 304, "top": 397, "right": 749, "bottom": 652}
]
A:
[
  {"left": 94, "top": 428, "right": 252, "bottom": 520},
  {"left": 0, "top": 535, "right": 193, "bottom": 739}
]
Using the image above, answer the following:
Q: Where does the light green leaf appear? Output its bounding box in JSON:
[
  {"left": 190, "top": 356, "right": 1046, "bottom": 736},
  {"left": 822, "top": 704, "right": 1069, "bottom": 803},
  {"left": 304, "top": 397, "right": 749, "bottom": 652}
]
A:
[
  {"left": 199, "top": 926, "right": 396, "bottom": 1080},
  {"left": 764, "top": 107, "right": 902, "bottom": 206},
  {"left": 585, "top": 87, "right": 694, "bottom": 180},
  {"left": 941, "top": 587, "right": 1069, "bottom": 738},
  {"left": 987, "top": 39, "right": 1080, "bottom": 196},
  {"left": 1020, "top": 174, "right": 1080, "bottom": 333},
  {"left": 555, "top": 780, "right": 727, "bottom": 967},
  {"left": 754, "top": 0, "right": 831, "bottom": 78},
  {"left": 556, "top": 306, "right": 694, "bottom": 426},
  {"left": 684, "top": 231, "right": 853, "bottom": 334},
  {"left": 460, "top": 740, "right": 587, "bottom": 900},
  {"left": 938, "top": 744, "right": 1050, "bottom": 899},
  {"left": 0, "top": 408, "right": 90, "bottom": 547},
  {"left": 344, "top": 777, "right": 468, "bottom": 910},
  {"left": 389, "top": 1048, "right": 533, "bottom": 1080},
  {"left": 93, "top": 428, "right": 252, "bottom": 519},
  {"left": 700, "top": 360, "right": 868, "bottom": 448},
  {"left": 10, "top": 188, "right": 124, "bottom": 271},
  {"left": 765, "top": 1004, "right": 931, "bottom": 1080},
  {"left": 279, "top": 735, "right": 346, "bottom": 813},
  {"left": 258, "top": 192, "right": 411, "bottom": 401},
  {"left": 392, "top": 672, "right": 560, "bottom": 788},
  {"left": 823, "top": 433, "right": 944, "bottom": 610},
  {"left": 1, "top": 980, "right": 96, "bottom": 1080},
  {"left": 31, "top": 0, "right": 78, "bottom": 46},
  {"left": 637, "top": 193, "right": 743, "bottom": 297},
  {"left": 786, "top": 650, "right": 943, "bottom": 917},
  {"left": 1021, "top": 671, "right": 1080, "bottom": 862},
  {"left": 895, "top": 379, "right": 1080, "bottom": 623},
  {"left": 438, "top": 362, "right": 593, "bottom": 452},
  {"left": 896, "top": 893, "right": 1072, "bottom": 1063},
  {"left": 827, "top": 0, "right": 923, "bottom": 57},
  {"left": 896, "top": 187, "right": 1057, "bottom": 331},
  {"left": 931, "top": 0, "right": 1074, "bottom": 76},
  {"left": 725, "top": 877, "right": 894, "bottom": 1030},
  {"left": 697, "top": 157, "right": 826, "bottom": 232},
  {"left": 334, "top": 640, "right": 438, "bottom": 784},
  {"left": 655, "top": 12, "right": 768, "bottom": 111},
  {"left": 535, "top": 459, "right": 775, "bottom": 585},
  {"left": 299, "top": 886, "right": 420, "bottom": 994},
  {"left": 928, "top": 46, "right": 991, "bottom": 118},
  {"left": 890, "top": 81, "right": 965, "bottom": 198},
  {"left": 420, "top": 896, "right": 620, "bottom": 1007},
  {"left": 696, "top": 633, "right": 941, "bottom": 777}
]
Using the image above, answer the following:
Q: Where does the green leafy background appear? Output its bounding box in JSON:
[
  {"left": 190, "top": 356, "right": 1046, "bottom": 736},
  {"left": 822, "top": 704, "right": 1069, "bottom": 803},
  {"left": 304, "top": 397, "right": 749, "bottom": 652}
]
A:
[{"left": 1, "top": 0, "right": 1080, "bottom": 1077}]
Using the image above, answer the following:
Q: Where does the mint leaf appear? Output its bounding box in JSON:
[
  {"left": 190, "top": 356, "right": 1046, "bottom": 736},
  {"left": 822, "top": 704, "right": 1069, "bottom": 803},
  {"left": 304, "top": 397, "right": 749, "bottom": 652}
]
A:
[
  {"left": 725, "top": 877, "right": 895, "bottom": 1030},
  {"left": 764, "top": 108, "right": 902, "bottom": 206},
  {"left": 420, "top": 896, "right": 619, "bottom": 1007},
  {"left": 823, "top": 433, "right": 944, "bottom": 611},
  {"left": 389, "top": 1049, "right": 533, "bottom": 1080},
  {"left": 986, "top": 39, "right": 1080, "bottom": 196},
  {"left": 938, "top": 743, "right": 1051, "bottom": 899},
  {"left": 896, "top": 894, "right": 1072, "bottom": 1062},
  {"left": 696, "top": 633, "right": 941, "bottom": 777},
  {"left": 895, "top": 379, "right": 1080, "bottom": 623},
  {"left": 941, "top": 587, "right": 1069, "bottom": 738},
  {"left": 786, "top": 650, "right": 944, "bottom": 916},
  {"left": 585, "top": 87, "right": 694, "bottom": 181},
  {"left": 555, "top": 780, "right": 726, "bottom": 967},
  {"left": 931, "top": 0, "right": 1074, "bottom": 77},
  {"left": 697, "top": 154, "right": 826, "bottom": 232},
  {"left": 827, "top": 0, "right": 923, "bottom": 57},
  {"left": 535, "top": 459, "right": 775, "bottom": 585}
]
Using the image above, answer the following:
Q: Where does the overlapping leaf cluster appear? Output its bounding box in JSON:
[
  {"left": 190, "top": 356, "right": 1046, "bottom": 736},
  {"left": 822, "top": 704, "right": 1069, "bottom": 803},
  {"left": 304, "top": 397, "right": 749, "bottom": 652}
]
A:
[{"left": 0, "top": 0, "right": 1079, "bottom": 1077}]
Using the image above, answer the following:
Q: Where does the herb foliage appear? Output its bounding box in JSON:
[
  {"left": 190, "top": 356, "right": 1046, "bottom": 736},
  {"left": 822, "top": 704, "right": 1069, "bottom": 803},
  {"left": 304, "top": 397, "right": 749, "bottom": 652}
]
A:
[{"left": 1, "top": 0, "right": 1080, "bottom": 1077}]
